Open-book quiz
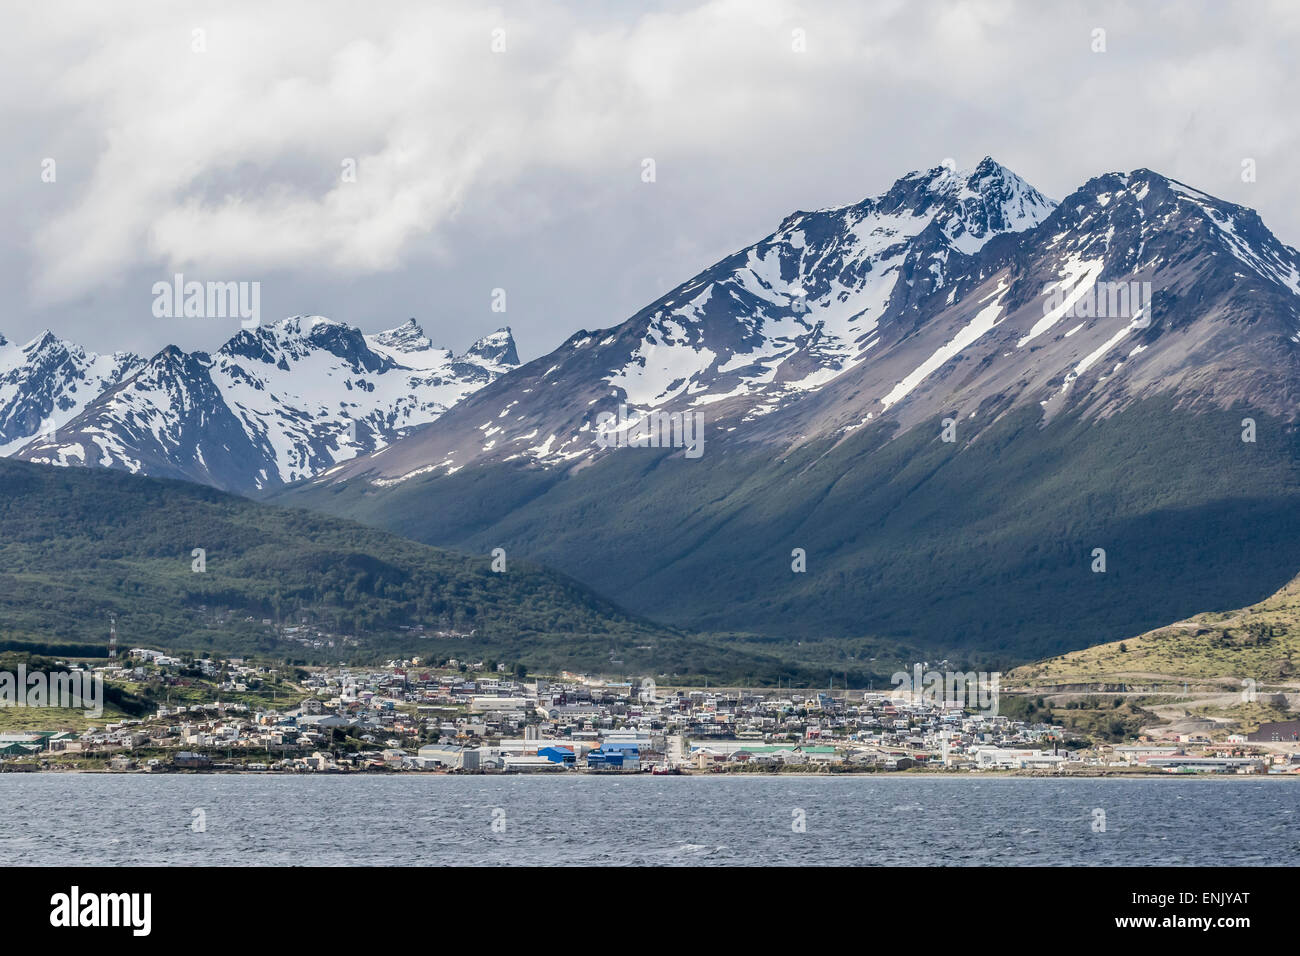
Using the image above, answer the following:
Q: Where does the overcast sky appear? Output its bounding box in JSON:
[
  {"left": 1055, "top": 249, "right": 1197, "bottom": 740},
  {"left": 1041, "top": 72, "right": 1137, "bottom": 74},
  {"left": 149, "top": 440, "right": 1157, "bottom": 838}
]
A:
[{"left": 3, "top": 0, "right": 1297, "bottom": 362}]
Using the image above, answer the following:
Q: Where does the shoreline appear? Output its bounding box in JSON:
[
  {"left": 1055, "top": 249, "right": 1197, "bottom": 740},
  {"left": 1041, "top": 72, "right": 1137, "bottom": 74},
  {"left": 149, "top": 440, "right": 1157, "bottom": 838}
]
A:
[{"left": 5, "top": 767, "right": 1296, "bottom": 779}]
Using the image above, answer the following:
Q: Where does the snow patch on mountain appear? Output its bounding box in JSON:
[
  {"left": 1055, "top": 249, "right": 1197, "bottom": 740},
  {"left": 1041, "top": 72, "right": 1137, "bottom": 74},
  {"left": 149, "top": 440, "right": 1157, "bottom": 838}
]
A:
[
  {"left": 1017, "top": 256, "right": 1106, "bottom": 348},
  {"left": 11, "top": 317, "right": 518, "bottom": 492},
  {"left": 0, "top": 331, "right": 144, "bottom": 455},
  {"left": 881, "top": 279, "right": 1009, "bottom": 409},
  {"left": 601, "top": 157, "right": 1057, "bottom": 422}
]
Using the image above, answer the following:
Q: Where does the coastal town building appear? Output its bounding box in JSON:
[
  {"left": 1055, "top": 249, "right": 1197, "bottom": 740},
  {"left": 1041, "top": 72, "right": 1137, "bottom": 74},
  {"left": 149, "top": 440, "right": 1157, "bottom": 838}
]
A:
[{"left": 2, "top": 651, "right": 1296, "bottom": 777}]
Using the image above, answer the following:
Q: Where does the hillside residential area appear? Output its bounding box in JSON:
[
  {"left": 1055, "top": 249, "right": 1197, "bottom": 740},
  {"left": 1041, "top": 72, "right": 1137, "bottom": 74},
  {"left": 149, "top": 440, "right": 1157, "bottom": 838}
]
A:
[{"left": 2, "top": 652, "right": 1298, "bottom": 776}]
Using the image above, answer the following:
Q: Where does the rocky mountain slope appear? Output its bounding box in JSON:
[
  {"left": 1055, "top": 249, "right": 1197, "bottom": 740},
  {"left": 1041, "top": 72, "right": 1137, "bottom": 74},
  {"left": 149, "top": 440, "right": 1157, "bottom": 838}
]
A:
[
  {"left": 314, "top": 160, "right": 1300, "bottom": 485},
  {"left": 0, "top": 331, "right": 144, "bottom": 455}
]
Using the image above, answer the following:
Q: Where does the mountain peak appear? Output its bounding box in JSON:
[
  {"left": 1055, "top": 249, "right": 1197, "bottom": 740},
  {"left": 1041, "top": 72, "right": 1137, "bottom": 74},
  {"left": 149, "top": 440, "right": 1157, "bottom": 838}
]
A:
[
  {"left": 897, "top": 155, "right": 1015, "bottom": 190},
  {"left": 23, "top": 329, "right": 67, "bottom": 354},
  {"left": 462, "top": 327, "right": 519, "bottom": 367},
  {"left": 154, "top": 344, "right": 190, "bottom": 364},
  {"left": 1048, "top": 168, "right": 1300, "bottom": 302},
  {"left": 267, "top": 315, "right": 343, "bottom": 340},
  {"left": 921, "top": 157, "right": 1058, "bottom": 252},
  {"left": 370, "top": 317, "right": 431, "bottom": 353}
]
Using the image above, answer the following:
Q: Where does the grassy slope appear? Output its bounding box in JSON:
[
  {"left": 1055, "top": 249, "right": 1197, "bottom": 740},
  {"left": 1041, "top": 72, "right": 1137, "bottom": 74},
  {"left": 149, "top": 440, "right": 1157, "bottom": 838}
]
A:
[{"left": 1010, "top": 572, "right": 1300, "bottom": 684}]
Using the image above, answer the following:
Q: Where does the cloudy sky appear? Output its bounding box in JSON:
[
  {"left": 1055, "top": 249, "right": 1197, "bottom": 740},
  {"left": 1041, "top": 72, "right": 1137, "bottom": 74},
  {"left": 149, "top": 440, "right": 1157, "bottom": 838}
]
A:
[{"left": 3, "top": 0, "right": 1297, "bottom": 362}]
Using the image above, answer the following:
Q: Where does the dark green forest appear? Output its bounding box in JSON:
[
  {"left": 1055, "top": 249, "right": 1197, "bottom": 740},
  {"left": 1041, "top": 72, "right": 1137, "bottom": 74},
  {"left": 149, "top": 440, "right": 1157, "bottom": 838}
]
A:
[
  {"left": 287, "top": 397, "right": 1300, "bottom": 665},
  {"left": 0, "top": 458, "right": 667, "bottom": 663},
  {"left": 0, "top": 458, "right": 904, "bottom": 684}
]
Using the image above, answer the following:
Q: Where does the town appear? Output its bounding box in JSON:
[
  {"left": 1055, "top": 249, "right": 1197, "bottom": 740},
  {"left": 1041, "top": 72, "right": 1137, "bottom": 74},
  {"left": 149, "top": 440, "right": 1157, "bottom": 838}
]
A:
[{"left": 1, "top": 650, "right": 1298, "bottom": 776}]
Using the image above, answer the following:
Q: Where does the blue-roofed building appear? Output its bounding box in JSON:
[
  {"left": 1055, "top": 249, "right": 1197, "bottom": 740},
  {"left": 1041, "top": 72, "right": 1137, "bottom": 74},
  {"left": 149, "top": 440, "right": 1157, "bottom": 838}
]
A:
[
  {"left": 538, "top": 745, "right": 577, "bottom": 766},
  {"left": 598, "top": 740, "right": 641, "bottom": 756},
  {"left": 586, "top": 746, "right": 641, "bottom": 771}
]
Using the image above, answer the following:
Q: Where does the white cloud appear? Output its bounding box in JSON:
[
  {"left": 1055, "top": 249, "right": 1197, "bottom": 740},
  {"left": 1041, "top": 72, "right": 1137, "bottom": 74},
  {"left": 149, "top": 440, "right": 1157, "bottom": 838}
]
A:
[{"left": 2, "top": 0, "right": 1299, "bottom": 356}]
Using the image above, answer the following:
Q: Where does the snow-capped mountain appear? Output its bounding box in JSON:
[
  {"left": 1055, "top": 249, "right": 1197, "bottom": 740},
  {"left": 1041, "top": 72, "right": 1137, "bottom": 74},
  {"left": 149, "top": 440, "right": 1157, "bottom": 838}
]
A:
[
  {"left": 286, "top": 158, "right": 1300, "bottom": 659},
  {"left": 315, "top": 158, "right": 1300, "bottom": 488},
  {"left": 300, "top": 158, "right": 1056, "bottom": 480},
  {"left": 11, "top": 317, "right": 518, "bottom": 492},
  {"left": 0, "top": 331, "right": 144, "bottom": 455}
]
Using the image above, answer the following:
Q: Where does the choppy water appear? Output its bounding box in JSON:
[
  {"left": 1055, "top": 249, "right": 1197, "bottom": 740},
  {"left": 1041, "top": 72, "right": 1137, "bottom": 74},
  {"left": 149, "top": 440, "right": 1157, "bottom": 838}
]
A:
[{"left": 1, "top": 774, "right": 1296, "bottom": 865}]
